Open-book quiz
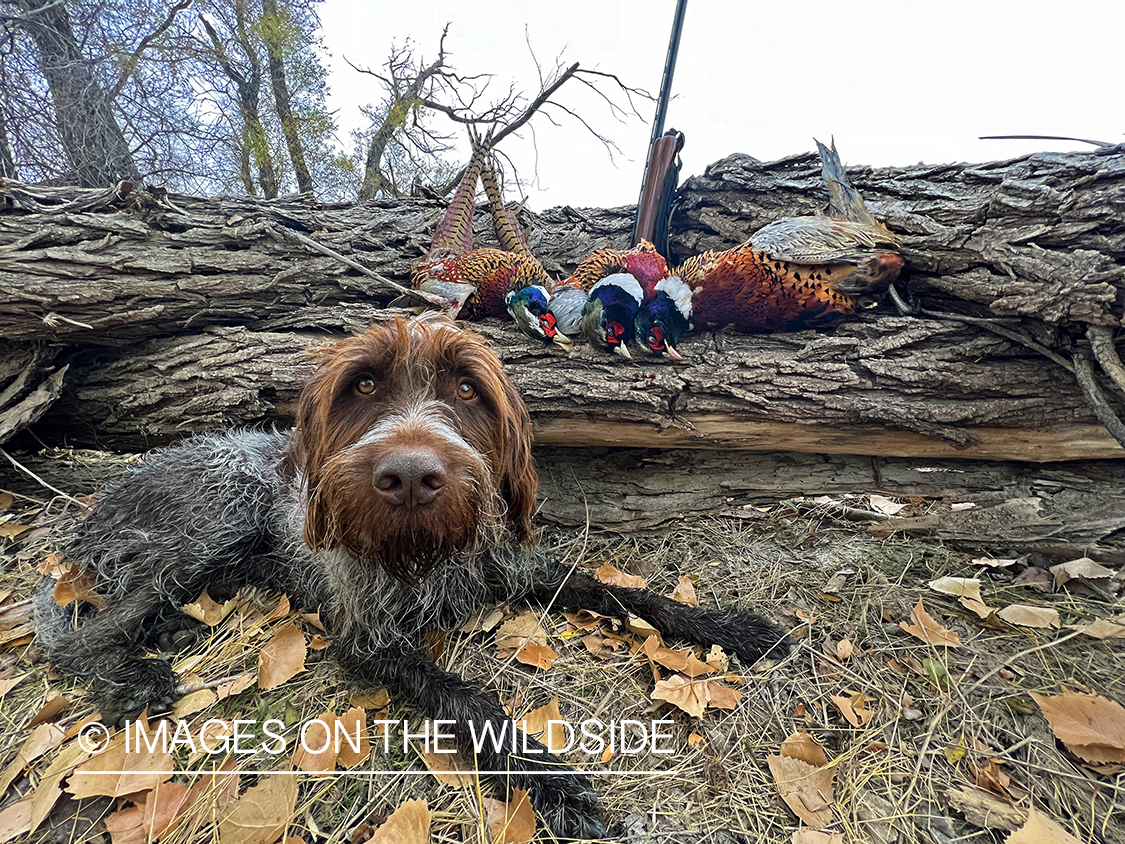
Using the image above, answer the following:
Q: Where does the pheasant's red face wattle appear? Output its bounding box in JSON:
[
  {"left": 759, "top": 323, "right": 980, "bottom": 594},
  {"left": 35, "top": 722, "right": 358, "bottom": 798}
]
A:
[
  {"left": 606, "top": 320, "right": 625, "bottom": 346},
  {"left": 646, "top": 325, "right": 666, "bottom": 352},
  {"left": 538, "top": 312, "right": 559, "bottom": 338}
]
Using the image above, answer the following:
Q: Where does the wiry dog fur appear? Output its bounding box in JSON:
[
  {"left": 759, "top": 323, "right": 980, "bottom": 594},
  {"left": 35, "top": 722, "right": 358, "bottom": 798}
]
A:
[{"left": 39, "top": 314, "right": 788, "bottom": 840}]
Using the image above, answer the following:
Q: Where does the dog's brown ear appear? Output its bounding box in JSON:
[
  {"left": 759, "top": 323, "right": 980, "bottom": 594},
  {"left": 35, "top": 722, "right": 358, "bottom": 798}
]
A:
[
  {"left": 289, "top": 360, "right": 336, "bottom": 549},
  {"left": 500, "top": 378, "right": 538, "bottom": 544}
]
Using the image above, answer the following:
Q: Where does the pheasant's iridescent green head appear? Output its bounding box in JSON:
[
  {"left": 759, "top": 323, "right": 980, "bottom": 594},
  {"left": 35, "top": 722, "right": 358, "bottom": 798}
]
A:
[
  {"left": 580, "top": 273, "right": 644, "bottom": 360},
  {"left": 505, "top": 286, "right": 572, "bottom": 348}
]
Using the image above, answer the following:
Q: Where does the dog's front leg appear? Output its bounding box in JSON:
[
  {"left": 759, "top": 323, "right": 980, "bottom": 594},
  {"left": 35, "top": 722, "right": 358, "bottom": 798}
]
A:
[
  {"left": 538, "top": 568, "right": 791, "bottom": 666},
  {"left": 337, "top": 641, "right": 608, "bottom": 841}
]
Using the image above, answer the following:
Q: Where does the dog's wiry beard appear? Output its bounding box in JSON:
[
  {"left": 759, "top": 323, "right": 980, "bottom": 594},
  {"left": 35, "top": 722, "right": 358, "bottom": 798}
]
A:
[{"left": 305, "top": 454, "right": 505, "bottom": 585}]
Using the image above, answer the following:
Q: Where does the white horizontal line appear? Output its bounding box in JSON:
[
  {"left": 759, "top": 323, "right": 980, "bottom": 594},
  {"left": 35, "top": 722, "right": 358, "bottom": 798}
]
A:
[{"left": 77, "top": 769, "right": 680, "bottom": 776}]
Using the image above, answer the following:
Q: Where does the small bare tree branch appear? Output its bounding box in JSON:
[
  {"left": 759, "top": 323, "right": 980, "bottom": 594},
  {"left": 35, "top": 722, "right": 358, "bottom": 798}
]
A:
[{"left": 107, "top": 0, "right": 192, "bottom": 102}]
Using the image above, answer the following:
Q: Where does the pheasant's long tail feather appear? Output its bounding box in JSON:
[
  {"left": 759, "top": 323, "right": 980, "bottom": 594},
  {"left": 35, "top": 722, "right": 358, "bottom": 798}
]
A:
[
  {"left": 481, "top": 153, "right": 532, "bottom": 257},
  {"left": 815, "top": 137, "right": 879, "bottom": 227},
  {"left": 431, "top": 140, "right": 489, "bottom": 253}
]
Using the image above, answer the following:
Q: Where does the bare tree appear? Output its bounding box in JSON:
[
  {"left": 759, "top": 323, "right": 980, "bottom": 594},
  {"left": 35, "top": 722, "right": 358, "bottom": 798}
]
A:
[
  {"left": 259, "top": 0, "right": 311, "bottom": 193},
  {"left": 348, "top": 28, "right": 650, "bottom": 202},
  {"left": 7, "top": 0, "right": 139, "bottom": 186}
]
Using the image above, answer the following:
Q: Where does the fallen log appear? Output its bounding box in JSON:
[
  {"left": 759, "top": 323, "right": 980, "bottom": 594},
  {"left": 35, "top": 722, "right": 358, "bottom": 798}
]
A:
[
  {"left": 29, "top": 309, "right": 1124, "bottom": 461},
  {"left": 2, "top": 146, "right": 1124, "bottom": 456}
]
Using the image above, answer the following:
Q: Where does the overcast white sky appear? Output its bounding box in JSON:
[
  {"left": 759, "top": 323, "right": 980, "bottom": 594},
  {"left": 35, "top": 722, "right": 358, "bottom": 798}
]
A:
[{"left": 318, "top": 0, "right": 1122, "bottom": 210}]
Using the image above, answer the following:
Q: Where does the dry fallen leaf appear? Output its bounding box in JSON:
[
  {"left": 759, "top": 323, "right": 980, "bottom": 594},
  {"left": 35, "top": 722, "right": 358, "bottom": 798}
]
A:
[
  {"left": 512, "top": 641, "right": 558, "bottom": 670},
  {"left": 643, "top": 636, "right": 714, "bottom": 679},
  {"left": 595, "top": 564, "right": 646, "bottom": 589},
  {"left": 258, "top": 625, "right": 307, "bottom": 690},
  {"left": 417, "top": 737, "right": 476, "bottom": 789},
  {"left": 869, "top": 494, "right": 906, "bottom": 515},
  {"left": 518, "top": 697, "right": 569, "bottom": 754},
  {"left": 181, "top": 590, "right": 238, "bottom": 626},
  {"left": 217, "top": 773, "right": 298, "bottom": 844},
  {"left": 0, "top": 723, "right": 65, "bottom": 794},
  {"left": 668, "top": 577, "right": 699, "bottom": 606},
  {"left": 53, "top": 566, "right": 104, "bottom": 609},
  {"left": 495, "top": 613, "right": 547, "bottom": 649},
  {"left": 996, "top": 604, "right": 1059, "bottom": 629},
  {"left": 27, "top": 695, "right": 70, "bottom": 728},
  {"left": 69, "top": 722, "right": 174, "bottom": 798},
  {"left": 1005, "top": 805, "right": 1082, "bottom": 844},
  {"left": 929, "top": 576, "right": 983, "bottom": 601},
  {"left": 831, "top": 692, "right": 875, "bottom": 727},
  {"left": 293, "top": 710, "right": 341, "bottom": 773},
  {"left": 1031, "top": 692, "right": 1125, "bottom": 763},
  {"left": 336, "top": 707, "right": 370, "bottom": 768},
  {"left": 624, "top": 615, "right": 658, "bottom": 638},
  {"left": 900, "top": 598, "right": 962, "bottom": 647},
  {"left": 652, "top": 675, "right": 709, "bottom": 718},
  {"left": 351, "top": 689, "right": 390, "bottom": 709},
  {"left": 0, "top": 800, "right": 32, "bottom": 844},
  {"left": 1050, "top": 557, "right": 1116, "bottom": 591},
  {"left": 792, "top": 830, "right": 843, "bottom": 844},
  {"left": 364, "top": 799, "right": 430, "bottom": 844},
  {"left": 780, "top": 732, "right": 829, "bottom": 768},
  {"left": 835, "top": 638, "right": 854, "bottom": 660},
  {"left": 1072, "top": 618, "right": 1125, "bottom": 640},
  {"left": 972, "top": 557, "right": 1017, "bottom": 568},
  {"left": 483, "top": 788, "right": 536, "bottom": 844},
  {"left": 766, "top": 753, "right": 834, "bottom": 828}
]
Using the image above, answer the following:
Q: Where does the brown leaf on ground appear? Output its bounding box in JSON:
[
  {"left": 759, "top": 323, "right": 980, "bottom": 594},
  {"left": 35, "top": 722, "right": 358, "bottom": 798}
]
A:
[
  {"left": 946, "top": 784, "right": 1025, "bottom": 830},
  {"left": 792, "top": 831, "right": 843, "bottom": 844},
  {"left": 104, "top": 779, "right": 191, "bottom": 844},
  {"left": 69, "top": 721, "right": 174, "bottom": 799},
  {"left": 518, "top": 697, "right": 569, "bottom": 754},
  {"left": 900, "top": 598, "right": 962, "bottom": 647},
  {"left": 27, "top": 695, "right": 70, "bottom": 727},
  {"left": 1050, "top": 557, "right": 1116, "bottom": 591},
  {"left": 0, "top": 723, "right": 65, "bottom": 793},
  {"left": 0, "top": 800, "right": 32, "bottom": 844},
  {"left": 1005, "top": 805, "right": 1082, "bottom": 844},
  {"left": 216, "top": 773, "right": 298, "bottom": 844},
  {"left": 668, "top": 577, "right": 698, "bottom": 606},
  {"left": 29, "top": 739, "right": 90, "bottom": 832},
  {"left": 351, "top": 689, "right": 390, "bottom": 709},
  {"left": 705, "top": 645, "right": 729, "bottom": 672},
  {"left": 495, "top": 612, "right": 547, "bottom": 649},
  {"left": 561, "top": 610, "right": 608, "bottom": 631},
  {"left": 624, "top": 615, "right": 658, "bottom": 638},
  {"left": 258, "top": 624, "right": 306, "bottom": 690},
  {"left": 780, "top": 732, "right": 829, "bottom": 768},
  {"left": 53, "top": 566, "right": 104, "bottom": 609},
  {"left": 1072, "top": 618, "right": 1125, "bottom": 639},
  {"left": 483, "top": 788, "right": 536, "bottom": 844},
  {"left": 835, "top": 638, "right": 855, "bottom": 660},
  {"left": 706, "top": 682, "right": 742, "bottom": 710},
  {"left": 292, "top": 710, "right": 340, "bottom": 772},
  {"left": 766, "top": 753, "right": 834, "bottom": 828},
  {"left": 1012, "top": 567, "right": 1052, "bottom": 592},
  {"left": 997, "top": 605, "right": 1059, "bottom": 629},
  {"left": 652, "top": 675, "right": 709, "bottom": 718},
  {"left": 596, "top": 564, "right": 646, "bottom": 589},
  {"left": 929, "top": 576, "right": 983, "bottom": 601},
  {"left": 368, "top": 798, "right": 430, "bottom": 844},
  {"left": 181, "top": 590, "right": 238, "bottom": 626},
  {"left": 512, "top": 641, "right": 558, "bottom": 670},
  {"left": 336, "top": 707, "right": 370, "bottom": 768},
  {"left": 1031, "top": 692, "right": 1125, "bottom": 763},
  {"left": 831, "top": 692, "right": 875, "bottom": 727},
  {"left": 417, "top": 736, "right": 476, "bottom": 789},
  {"left": 643, "top": 636, "right": 714, "bottom": 679}
]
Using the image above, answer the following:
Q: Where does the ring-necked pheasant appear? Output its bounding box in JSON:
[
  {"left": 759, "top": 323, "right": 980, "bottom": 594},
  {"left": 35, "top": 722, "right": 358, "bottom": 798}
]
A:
[
  {"left": 411, "top": 141, "right": 571, "bottom": 348},
  {"left": 635, "top": 139, "right": 904, "bottom": 355},
  {"left": 549, "top": 240, "right": 670, "bottom": 358}
]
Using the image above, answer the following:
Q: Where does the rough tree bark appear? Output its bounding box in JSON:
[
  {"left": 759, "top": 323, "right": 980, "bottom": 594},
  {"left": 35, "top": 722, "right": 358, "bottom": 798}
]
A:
[{"left": 1, "top": 146, "right": 1123, "bottom": 463}]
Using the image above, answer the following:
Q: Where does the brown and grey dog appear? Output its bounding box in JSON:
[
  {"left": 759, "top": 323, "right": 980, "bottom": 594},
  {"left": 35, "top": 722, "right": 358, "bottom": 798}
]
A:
[{"left": 39, "top": 314, "right": 787, "bottom": 839}]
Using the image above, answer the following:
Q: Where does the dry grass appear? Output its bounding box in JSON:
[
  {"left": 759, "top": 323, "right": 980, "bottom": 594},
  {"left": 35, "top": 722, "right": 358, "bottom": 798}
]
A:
[{"left": 0, "top": 490, "right": 1123, "bottom": 843}]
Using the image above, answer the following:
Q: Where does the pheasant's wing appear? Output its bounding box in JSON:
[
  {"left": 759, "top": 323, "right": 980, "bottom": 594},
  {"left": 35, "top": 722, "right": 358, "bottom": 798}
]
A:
[{"left": 749, "top": 216, "right": 902, "bottom": 264}]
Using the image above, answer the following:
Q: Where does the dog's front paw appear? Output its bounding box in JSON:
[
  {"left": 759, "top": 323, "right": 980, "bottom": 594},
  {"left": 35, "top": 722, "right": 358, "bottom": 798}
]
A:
[
  {"left": 93, "top": 658, "right": 180, "bottom": 727},
  {"left": 530, "top": 771, "right": 607, "bottom": 841}
]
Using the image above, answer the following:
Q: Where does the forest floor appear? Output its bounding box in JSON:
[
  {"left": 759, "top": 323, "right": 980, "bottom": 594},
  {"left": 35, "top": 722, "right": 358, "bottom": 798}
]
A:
[{"left": 0, "top": 451, "right": 1122, "bottom": 844}]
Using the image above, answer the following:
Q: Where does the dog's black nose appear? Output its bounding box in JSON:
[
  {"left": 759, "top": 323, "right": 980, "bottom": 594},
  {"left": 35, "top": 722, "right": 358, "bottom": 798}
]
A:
[{"left": 373, "top": 448, "right": 447, "bottom": 507}]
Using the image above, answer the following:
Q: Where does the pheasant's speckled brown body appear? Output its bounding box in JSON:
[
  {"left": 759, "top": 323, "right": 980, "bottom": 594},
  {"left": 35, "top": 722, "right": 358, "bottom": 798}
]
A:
[
  {"left": 411, "top": 248, "right": 551, "bottom": 321},
  {"left": 562, "top": 240, "right": 669, "bottom": 298},
  {"left": 676, "top": 243, "right": 904, "bottom": 332}
]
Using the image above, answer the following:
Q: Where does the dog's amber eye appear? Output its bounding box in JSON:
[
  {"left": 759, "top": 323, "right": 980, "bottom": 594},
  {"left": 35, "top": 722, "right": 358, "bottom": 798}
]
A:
[
  {"left": 356, "top": 377, "right": 376, "bottom": 395},
  {"left": 457, "top": 382, "right": 477, "bottom": 401}
]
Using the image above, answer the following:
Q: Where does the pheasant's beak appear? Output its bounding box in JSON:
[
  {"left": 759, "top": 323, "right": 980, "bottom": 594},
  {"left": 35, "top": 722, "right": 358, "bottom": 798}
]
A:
[
  {"left": 664, "top": 342, "right": 684, "bottom": 361},
  {"left": 612, "top": 343, "right": 633, "bottom": 360},
  {"left": 552, "top": 332, "right": 574, "bottom": 350}
]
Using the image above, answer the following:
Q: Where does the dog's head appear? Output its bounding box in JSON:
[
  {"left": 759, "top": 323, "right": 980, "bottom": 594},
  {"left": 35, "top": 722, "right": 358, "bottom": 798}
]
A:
[{"left": 290, "top": 314, "right": 537, "bottom": 581}]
